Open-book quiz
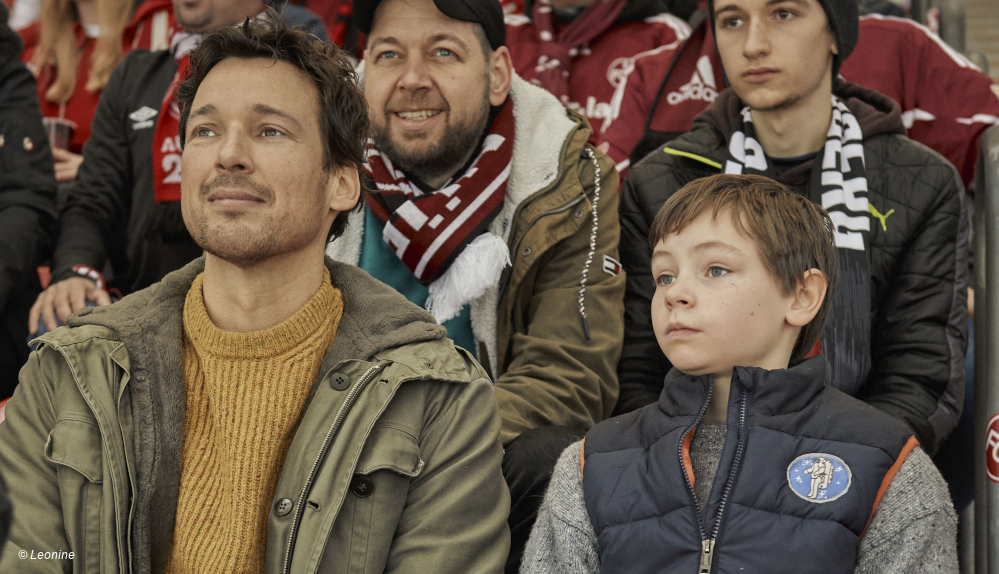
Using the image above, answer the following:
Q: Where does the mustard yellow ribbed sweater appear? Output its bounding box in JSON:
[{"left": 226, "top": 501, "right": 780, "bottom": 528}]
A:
[{"left": 167, "top": 270, "right": 342, "bottom": 574}]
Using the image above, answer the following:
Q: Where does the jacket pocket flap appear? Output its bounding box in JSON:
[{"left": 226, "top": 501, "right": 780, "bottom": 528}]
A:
[
  {"left": 355, "top": 427, "right": 424, "bottom": 477},
  {"left": 45, "top": 419, "right": 103, "bottom": 483}
]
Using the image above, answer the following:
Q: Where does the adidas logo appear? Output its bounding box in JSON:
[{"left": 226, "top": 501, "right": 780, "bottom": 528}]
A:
[
  {"left": 129, "top": 106, "right": 158, "bottom": 130},
  {"left": 667, "top": 56, "right": 718, "bottom": 106}
]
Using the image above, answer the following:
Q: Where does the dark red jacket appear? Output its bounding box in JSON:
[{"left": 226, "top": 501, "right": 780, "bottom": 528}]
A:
[
  {"left": 506, "top": 0, "right": 690, "bottom": 138},
  {"left": 600, "top": 14, "right": 999, "bottom": 185}
]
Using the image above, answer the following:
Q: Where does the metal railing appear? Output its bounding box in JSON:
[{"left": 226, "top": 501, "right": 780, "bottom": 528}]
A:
[
  {"left": 938, "top": 0, "right": 966, "bottom": 52},
  {"left": 910, "top": 0, "right": 931, "bottom": 27},
  {"left": 975, "top": 124, "right": 999, "bottom": 574}
]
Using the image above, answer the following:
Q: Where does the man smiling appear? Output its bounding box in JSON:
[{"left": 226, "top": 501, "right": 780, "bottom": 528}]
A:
[
  {"left": 0, "top": 16, "right": 509, "bottom": 573},
  {"left": 616, "top": 0, "right": 968, "bottom": 454},
  {"left": 333, "top": 0, "right": 624, "bottom": 570}
]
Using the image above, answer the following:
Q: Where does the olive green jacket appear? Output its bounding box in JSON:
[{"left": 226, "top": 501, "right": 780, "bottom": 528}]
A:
[
  {"left": 0, "top": 257, "right": 510, "bottom": 573},
  {"left": 329, "top": 74, "right": 626, "bottom": 444}
]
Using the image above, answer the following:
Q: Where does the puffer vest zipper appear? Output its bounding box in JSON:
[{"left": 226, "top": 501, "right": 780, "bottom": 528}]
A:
[{"left": 582, "top": 358, "right": 916, "bottom": 574}]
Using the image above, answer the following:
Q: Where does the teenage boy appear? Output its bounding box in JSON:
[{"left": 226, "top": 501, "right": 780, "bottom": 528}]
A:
[
  {"left": 616, "top": 0, "right": 967, "bottom": 455},
  {"left": 522, "top": 174, "right": 957, "bottom": 574}
]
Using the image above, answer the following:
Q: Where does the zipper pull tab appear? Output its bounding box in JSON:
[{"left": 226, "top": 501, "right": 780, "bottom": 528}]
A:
[{"left": 699, "top": 539, "right": 715, "bottom": 574}]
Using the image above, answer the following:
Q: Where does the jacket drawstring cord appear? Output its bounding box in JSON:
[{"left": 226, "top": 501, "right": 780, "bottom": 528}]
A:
[{"left": 578, "top": 147, "right": 601, "bottom": 341}]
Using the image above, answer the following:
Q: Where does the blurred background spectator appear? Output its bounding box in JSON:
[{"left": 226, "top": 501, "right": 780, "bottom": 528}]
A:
[
  {"left": 0, "top": 1, "right": 57, "bottom": 402},
  {"left": 505, "top": 0, "right": 693, "bottom": 141},
  {"left": 19, "top": 0, "right": 132, "bottom": 183}
]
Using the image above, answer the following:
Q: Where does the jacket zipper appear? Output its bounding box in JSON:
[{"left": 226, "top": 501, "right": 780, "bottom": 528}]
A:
[
  {"left": 281, "top": 362, "right": 384, "bottom": 574},
  {"left": 678, "top": 380, "right": 713, "bottom": 566},
  {"left": 697, "top": 386, "right": 749, "bottom": 574}
]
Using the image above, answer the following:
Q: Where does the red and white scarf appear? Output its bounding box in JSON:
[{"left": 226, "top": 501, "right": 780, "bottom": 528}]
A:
[
  {"left": 151, "top": 12, "right": 263, "bottom": 203},
  {"left": 523, "top": 0, "right": 626, "bottom": 100},
  {"left": 152, "top": 33, "right": 198, "bottom": 203},
  {"left": 364, "top": 101, "right": 516, "bottom": 321}
]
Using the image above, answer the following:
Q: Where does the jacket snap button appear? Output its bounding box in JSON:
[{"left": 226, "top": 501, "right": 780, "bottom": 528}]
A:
[
  {"left": 275, "top": 498, "right": 294, "bottom": 516},
  {"left": 330, "top": 372, "right": 351, "bottom": 391},
  {"left": 522, "top": 247, "right": 532, "bottom": 256},
  {"left": 574, "top": 209, "right": 584, "bottom": 218},
  {"left": 351, "top": 475, "right": 374, "bottom": 498}
]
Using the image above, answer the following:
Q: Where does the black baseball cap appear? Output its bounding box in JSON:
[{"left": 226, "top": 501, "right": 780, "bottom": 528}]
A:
[{"left": 354, "top": 0, "right": 506, "bottom": 50}]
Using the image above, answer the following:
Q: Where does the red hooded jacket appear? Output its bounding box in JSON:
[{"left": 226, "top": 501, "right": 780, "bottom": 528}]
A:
[{"left": 506, "top": 0, "right": 690, "bottom": 139}]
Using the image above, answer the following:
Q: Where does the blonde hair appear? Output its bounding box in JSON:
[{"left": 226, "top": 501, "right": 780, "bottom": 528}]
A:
[{"left": 30, "top": 0, "right": 133, "bottom": 103}]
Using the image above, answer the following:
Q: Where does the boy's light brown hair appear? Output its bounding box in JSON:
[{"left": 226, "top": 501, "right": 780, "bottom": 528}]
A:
[{"left": 648, "top": 174, "right": 840, "bottom": 362}]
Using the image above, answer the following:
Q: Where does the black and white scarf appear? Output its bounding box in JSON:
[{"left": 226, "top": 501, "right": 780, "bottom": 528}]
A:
[{"left": 724, "top": 96, "right": 872, "bottom": 395}]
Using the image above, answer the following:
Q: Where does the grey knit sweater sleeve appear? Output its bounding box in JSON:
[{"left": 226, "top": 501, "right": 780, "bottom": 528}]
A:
[
  {"left": 521, "top": 437, "right": 957, "bottom": 574},
  {"left": 855, "top": 446, "right": 958, "bottom": 573},
  {"left": 520, "top": 440, "right": 599, "bottom": 574}
]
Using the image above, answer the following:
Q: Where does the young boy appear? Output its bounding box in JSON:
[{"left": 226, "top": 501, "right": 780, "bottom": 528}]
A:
[{"left": 521, "top": 174, "right": 957, "bottom": 573}]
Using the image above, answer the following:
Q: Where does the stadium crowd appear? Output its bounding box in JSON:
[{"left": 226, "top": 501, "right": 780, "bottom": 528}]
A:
[{"left": 0, "top": 0, "right": 995, "bottom": 570}]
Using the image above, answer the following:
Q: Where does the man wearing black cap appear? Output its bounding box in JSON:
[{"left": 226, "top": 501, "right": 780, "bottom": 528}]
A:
[
  {"left": 332, "top": 0, "right": 625, "bottom": 570},
  {"left": 615, "top": 0, "right": 967, "bottom": 453}
]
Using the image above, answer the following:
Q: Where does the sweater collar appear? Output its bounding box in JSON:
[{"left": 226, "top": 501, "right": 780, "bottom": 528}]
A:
[{"left": 69, "top": 255, "right": 446, "bottom": 362}]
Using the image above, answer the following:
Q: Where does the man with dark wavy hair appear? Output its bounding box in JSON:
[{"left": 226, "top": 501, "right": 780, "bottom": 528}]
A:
[{"left": 0, "top": 16, "right": 510, "bottom": 573}]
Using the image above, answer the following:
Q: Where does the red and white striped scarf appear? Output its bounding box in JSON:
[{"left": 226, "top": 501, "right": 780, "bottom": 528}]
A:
[{"left": 363, "top": 101, "right": 515, "bottom": 288}]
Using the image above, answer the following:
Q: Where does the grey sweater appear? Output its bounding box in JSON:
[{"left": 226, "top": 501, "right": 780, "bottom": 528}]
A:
[{"left": 521, "top": 427, "right": 958, "bottom": 574}]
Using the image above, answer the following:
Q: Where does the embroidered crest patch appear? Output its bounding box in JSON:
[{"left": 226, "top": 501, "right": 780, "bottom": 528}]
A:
[{"left": 787, "top": 453, "right": 852, "bottom": 503}]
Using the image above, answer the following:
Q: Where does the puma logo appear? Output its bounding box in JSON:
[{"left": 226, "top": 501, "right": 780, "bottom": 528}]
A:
[{"left": 869, "top": 204, "right": 895, "bottom": 231}]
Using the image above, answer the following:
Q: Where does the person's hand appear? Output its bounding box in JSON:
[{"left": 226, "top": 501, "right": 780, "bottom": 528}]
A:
[
  {"left": 52, "top": 148, "right": 84, "bottom": 183},
  {"left": 28, "top": 277, "right": 111, "bottom": 335}
]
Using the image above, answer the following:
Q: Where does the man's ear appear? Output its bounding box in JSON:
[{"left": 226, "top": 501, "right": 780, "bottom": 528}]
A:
[
  {"left": 787, "top": 269, "right": 827, "bottom": 327},
  {"left": 327, "top": 166, "right": 361, "bottom": 214},
  {"left": 488, "top": 46, "right": 513, "bottom": 106}
]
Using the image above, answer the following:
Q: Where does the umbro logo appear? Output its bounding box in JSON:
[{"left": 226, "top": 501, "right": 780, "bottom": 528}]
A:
[
  {"left": 129, "top": 106, "right": 158, "bottom": 130},
  {"left": 667, "top": 56, "right": 718, "bottom": 106}
]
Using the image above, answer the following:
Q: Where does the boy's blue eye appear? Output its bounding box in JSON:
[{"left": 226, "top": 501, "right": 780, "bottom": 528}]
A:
[
  {"left": 708, "top": 266, "right": 729, "bottom": 278},
  {"left": 657, "top": 274, "right": 675, "bottom": 286}
]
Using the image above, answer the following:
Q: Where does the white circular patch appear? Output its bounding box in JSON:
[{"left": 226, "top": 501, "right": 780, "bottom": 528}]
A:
[{"left": 787, "top": 453, "right": 852, "bottom": 504}]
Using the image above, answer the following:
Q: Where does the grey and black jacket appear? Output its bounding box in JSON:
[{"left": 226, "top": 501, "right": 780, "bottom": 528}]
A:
[
  {"left": 616, "top": 81, "right": 968, "bottom": 454},
  {"left": 51, "top": 50, "right": 201, "bottom": 296}
]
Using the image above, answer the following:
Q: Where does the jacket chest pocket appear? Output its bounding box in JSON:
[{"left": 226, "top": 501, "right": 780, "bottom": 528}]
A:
[
  {"left": 323, "top": 426, "right": 424, "bottom": 574},
  {"left": 45, "top": 418, "right": 104, "bottom": 573}
]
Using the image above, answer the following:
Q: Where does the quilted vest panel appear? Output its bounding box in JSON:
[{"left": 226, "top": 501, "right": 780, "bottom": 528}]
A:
[{"left": 583, "top": 359, "right": 914, "bottom": 574}]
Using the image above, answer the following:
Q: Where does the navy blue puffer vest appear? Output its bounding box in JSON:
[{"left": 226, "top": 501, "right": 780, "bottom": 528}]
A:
[{"left": 583, "top": 358, "right": 917, "bottom": 574}]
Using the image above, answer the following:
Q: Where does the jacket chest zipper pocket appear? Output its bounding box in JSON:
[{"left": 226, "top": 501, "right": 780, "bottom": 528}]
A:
[{"left": 45, "top": 418, "right": 104, "bottom": 572}]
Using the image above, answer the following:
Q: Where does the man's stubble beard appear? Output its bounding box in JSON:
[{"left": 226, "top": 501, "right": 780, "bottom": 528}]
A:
[
  {"left": 186, "top": 173, "right": 328, "bottom": 269},
  {"left": 371, "top": 84, "right": 492, "bottom": 186}
]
